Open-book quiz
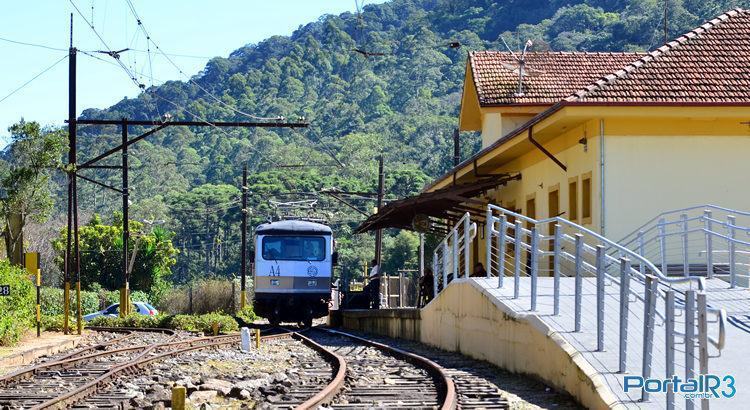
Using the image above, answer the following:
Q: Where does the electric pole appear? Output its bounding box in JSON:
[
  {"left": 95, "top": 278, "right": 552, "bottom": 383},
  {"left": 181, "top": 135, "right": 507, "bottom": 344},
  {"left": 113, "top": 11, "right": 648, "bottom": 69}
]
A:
[
  {"left": 453, "top": 128, "right": 460, "bottom": 167},
  {"left": 375, "top": 155, "right": 384, "bottom": 267},
  {"left": 240, "top": 164, "right": 248, "bottom": 309},
  {"left": 120, "top": 118, "right": 130, "bottom": 317},
  {"left": 65, "top": 13, "right": 80, "bottom": 335}
]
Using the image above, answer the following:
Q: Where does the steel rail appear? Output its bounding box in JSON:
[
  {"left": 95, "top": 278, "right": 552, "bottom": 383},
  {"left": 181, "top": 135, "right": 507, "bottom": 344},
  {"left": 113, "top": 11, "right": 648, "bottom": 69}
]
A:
[
  {"left": 318, "top": 328, "right": 457, "bottom": 410},
  {"left": 26, "top": 329, "right": 293, "bottom": 409},
  {"left": 292, "top": 331, "right": 347, "bottom": 410}
]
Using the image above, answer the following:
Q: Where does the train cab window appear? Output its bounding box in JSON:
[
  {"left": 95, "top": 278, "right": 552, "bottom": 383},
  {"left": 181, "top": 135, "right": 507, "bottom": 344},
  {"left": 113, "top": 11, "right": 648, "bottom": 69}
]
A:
[{"left": 262, "top": 236, "right": 326, "bottom": 261}]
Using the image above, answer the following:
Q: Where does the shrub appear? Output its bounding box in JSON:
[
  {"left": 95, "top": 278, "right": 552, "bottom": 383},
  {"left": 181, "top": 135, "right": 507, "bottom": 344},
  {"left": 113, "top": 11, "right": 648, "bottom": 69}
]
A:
[
  {"left": 40, "top": 287, "right": 99, "bottom": 316},
  {"left": 86, "top": 312, "right": 238, "bottom": 335},
  {"left": 41, "top": 314, "right": 84, "bottom": 332},
  {"left": 236, "top": 305, "right": 258, "bottom": 325},
  {"left": 158, "top": 279, "right": 240, "bottom": 314},
  {"left": 0, "top": 261, "right": 34, "bottom": 346}
]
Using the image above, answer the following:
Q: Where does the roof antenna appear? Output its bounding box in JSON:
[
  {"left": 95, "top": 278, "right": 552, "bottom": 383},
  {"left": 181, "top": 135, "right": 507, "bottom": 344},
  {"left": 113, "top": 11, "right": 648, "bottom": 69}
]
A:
[
  {"left": 664, "top": 0, "right": 669, "bottom": 44},
  {"left": 500, "top": 37, "right": 535, "bottom": 96}
]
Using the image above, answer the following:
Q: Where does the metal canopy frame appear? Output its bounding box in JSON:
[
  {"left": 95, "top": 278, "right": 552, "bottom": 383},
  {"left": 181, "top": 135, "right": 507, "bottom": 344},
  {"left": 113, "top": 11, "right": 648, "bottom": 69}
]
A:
[{"left": 355, "top": 173, "right": 521, "bottom": 235}]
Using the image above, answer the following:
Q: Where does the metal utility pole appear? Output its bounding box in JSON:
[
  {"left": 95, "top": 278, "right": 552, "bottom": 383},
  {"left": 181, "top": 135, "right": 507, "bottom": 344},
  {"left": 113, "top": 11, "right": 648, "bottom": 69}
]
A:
[
  {"left": 120, "top": 119, "right": 130, "bottom": 317},
  {"left": 375, "top": 155, "right": 384, "bottom": 267},
  {"left": 240, "top": 164, "right": 248, "bottom": 309},
  {"left": 453, "top": 128, "right": 460, "bottom": 167},
  {"left": 64, "top": 13, "right": 80, "bottom": 335}
]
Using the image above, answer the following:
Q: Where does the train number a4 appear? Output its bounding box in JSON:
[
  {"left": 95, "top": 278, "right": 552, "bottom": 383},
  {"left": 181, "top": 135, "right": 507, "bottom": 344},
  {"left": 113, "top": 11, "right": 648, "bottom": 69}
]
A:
[{"left": 269, "top": 265, "right": 281, "bottom": 276}]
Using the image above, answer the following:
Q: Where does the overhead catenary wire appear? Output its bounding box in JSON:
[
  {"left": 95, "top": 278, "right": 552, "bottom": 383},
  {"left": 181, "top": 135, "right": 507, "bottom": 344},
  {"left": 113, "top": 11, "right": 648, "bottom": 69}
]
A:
[
  {"left": 0, "top": 54, "right": 68, "bottom": 105},
  {"left": 121, "top": 0, "right": 285, "bottom": 122}
]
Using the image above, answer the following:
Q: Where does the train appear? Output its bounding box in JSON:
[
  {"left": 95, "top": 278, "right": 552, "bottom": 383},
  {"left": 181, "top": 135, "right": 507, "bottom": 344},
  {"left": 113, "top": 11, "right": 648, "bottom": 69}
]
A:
[{"left": 253, "top": 219, "right": 336, "bottom": 326}]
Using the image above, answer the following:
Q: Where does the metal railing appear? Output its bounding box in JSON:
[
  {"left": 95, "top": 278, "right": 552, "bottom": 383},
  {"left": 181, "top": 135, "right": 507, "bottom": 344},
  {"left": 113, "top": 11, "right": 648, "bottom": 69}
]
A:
[
  {"left": 432, "top": 212, "right": 477, "bottom": 299},
  {"left": 620, "top": 205, "right": 750, "bottom": 288},
  {"left": 482, "top": 204, "right": 727, "bottom": 409}
]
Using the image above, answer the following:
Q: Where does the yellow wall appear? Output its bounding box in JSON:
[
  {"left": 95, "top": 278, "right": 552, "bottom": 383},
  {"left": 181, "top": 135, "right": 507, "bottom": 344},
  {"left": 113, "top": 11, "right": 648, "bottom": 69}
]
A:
[
  {"left": 603, "top": 126, "right": 750, "bottom": 240},
  {"left": 474, "top": 119, "right": 603, "bottom": 269}
]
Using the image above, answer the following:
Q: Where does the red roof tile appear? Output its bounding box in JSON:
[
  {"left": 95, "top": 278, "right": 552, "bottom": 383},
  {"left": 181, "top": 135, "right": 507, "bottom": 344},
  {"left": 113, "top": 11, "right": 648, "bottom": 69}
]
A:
[
  {"left": 567, "top": 8, "right": 750, "bottom": 103},
  {"left": 468, "top": 51, "right": 644, "bottom": 106}
]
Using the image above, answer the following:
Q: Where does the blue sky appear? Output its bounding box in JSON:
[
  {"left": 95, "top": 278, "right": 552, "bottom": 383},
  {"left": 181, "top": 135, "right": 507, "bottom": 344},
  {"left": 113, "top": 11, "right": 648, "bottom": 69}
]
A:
[{"left": 0, "top": 0, "right": 387, "bottom": 144}]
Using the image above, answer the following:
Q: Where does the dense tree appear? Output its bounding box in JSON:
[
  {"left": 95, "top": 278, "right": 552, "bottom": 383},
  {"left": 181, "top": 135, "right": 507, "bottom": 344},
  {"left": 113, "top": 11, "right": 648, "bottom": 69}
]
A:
[
  {"left": 0, "top": 121, "right": 66, "bottom": 264},
  {"left": 16, "top": 0, "right": 749, "bottom": 287}
]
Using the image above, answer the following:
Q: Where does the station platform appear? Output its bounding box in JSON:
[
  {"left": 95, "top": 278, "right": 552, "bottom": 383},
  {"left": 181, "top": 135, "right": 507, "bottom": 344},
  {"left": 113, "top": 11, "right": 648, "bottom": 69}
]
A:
[{"left": 338, "top": 277, "right": 750, "bottom": 409}]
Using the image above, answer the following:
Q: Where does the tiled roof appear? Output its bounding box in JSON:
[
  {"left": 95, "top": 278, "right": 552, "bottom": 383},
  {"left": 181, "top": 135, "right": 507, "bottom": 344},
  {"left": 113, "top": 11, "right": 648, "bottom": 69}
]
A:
[
  {"left": 567, "top": 8, "right": 750, "bottom": 102},
  {"left": 468, "top": 51, "right": 644, "bottom": 106}
]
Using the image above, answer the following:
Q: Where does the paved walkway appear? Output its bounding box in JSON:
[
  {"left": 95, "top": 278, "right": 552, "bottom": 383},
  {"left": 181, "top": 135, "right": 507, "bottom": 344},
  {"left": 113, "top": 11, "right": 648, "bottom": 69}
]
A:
[{"left": 472, "top": 276, "right": 750, "bottom": 409}]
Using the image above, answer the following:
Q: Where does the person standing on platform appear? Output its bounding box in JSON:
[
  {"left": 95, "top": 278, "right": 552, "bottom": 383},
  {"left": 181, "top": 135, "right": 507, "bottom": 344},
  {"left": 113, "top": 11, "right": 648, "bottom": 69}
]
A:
[
  {"left": 419, "top": 267, "right": 434, "bottom": 307},
  {"left": 367, "top": 259, "right": 381, "bottom": 309}
]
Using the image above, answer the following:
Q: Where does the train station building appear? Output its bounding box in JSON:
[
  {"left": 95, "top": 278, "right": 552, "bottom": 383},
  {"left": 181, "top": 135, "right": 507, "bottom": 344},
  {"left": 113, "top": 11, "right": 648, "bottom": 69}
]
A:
[{"left": 350, "top": 8, "right": 750, "bottom": 409}]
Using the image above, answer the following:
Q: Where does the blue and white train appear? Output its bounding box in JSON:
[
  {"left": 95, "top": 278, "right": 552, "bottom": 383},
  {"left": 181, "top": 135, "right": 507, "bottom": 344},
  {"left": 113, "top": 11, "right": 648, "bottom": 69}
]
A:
[{"left": 253, "top": 220, "right": 336, "bottom": 326}]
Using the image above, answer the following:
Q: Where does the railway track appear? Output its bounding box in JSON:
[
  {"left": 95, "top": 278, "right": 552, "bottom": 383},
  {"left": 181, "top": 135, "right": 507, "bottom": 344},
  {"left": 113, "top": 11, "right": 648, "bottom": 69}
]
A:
[
  {"left": 298, "top": 327, "right": 455, "bottom": 410},
  {"left": 0, "top": 328, "right": 291, "bottom": 409}
]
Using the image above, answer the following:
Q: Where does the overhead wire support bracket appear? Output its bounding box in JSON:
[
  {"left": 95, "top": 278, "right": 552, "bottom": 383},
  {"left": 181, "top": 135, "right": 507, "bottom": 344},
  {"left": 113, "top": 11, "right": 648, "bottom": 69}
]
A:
[{"left": 75, "top": 173, "right": 123, "bottom": 194}]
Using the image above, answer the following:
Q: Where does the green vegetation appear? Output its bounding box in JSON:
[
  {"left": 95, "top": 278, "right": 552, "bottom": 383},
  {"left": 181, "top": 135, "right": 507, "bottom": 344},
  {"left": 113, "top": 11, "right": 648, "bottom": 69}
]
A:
[
  {"left": 0, "top": 260, "right": 34, "bottom": 345},
  {"left": 87, "top": 312, "right": 240, "bottom": 334},
  {"left": 5, "top": 0, "right": 749, "bottom": 313},
  {"left": 50, "top": 214, "right": 177, "bottom": 302}
]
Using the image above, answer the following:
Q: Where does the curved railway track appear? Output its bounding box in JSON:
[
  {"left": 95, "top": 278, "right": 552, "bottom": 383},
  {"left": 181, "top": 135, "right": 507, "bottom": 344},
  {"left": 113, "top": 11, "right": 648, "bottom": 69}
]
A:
[
  {"left": 1, "top": 326, "right": 463, "bottom": 409},
  {"left": 296, "top": 327, "right": 455, "bottom": 410}
]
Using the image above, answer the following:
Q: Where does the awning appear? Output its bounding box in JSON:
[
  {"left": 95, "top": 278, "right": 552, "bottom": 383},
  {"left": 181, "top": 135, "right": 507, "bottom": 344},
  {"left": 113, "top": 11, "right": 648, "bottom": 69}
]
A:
[{"left": 355, "top": 173, "right": 521, "bottom": 234}]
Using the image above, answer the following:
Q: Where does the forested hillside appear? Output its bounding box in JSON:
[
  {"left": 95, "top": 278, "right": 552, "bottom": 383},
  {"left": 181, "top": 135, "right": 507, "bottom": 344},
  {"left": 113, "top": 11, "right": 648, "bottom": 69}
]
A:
[{"left": 19, "top": 0, "right": 750, "bottom": 291}]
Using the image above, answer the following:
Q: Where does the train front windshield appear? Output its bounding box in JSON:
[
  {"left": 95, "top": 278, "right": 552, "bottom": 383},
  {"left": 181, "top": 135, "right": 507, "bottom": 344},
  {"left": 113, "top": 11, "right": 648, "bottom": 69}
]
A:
[{"left": 261, "top": 236, "right": 326, "bottom": 261}]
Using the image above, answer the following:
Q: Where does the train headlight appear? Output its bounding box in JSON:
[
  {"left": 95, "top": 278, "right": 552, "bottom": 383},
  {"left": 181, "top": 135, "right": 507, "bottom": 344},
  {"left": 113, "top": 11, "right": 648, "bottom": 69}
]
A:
[{"left": 271, "top": 279, "right": 280, "bottom": 286}]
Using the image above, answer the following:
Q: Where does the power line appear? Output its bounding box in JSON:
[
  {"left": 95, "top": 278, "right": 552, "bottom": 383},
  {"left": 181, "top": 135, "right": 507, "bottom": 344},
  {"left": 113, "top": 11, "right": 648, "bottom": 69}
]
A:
[
  {"left": 0, "top": 36, "right": 68, "bottom": 52},
  {"left": 69, "top": 0, "right": 144, "bottom": 90},
  {"left": 122, "top": 0, "right": 284, "bottom": 122},
  {"left": 0, "top": 54, "right": 68, "bottom": 105}
]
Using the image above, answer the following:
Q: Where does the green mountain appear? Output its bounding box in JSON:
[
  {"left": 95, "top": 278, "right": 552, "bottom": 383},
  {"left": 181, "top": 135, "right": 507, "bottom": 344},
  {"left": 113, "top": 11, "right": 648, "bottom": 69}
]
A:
[{"left": 64, "top": 0, "right": 749, "bottom": 286}]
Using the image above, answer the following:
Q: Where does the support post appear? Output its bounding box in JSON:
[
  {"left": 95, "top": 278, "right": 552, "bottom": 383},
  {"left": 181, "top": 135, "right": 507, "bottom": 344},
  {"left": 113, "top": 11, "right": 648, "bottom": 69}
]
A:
[
  {"left": 596, "top": 245, "right": 605, "bottom": 352},
  {"left": 530, "top": 227, "right": 539, "bottom": 311},
  {"left": 240, "top": 164, "right": 248, "bottom": 309},
  {"left": 697, "top": 292, "right": 709, "bottom": 410},
  {"left": 666, "top": 290, "right": 676, "bottom": 410},
  {"left": 685, "top": 290, "right": 696, "bottom": 410},
  {"left": 120, "top": 118, "right": 130, "bottom": 317},
  {"left": 442, "top": 241, "right": 449, "bottom": 290},
  {"left": 728, "top": 215, "right": 737, "bottom": 288},
  {"left": 704, "top": 210, "right": 713, "bottom": 279},
  {"left": 641, "top": 275, "right": 658, "bottom": 402},
  {"left": 553, "top": 224, "right": 562, "bottom": 316},
  {"left": 463, "top": 214, "right": 470, "bottom": 278},
  {"left": 681, "top": 213, "right": 689, "bottom": 277},
  {"left": 658, "top": 218, "right": 667, "bottom": 274},
  {"left": 574, "top": 234, "right": 583, "bottom": 332},
  {"left": 432, "top": 250, "right": 438, "bottom": 298},
  {"left": 452, "top": 228, "right": 459, "bottom": 279},
  {"left": 513, "top": 221, "right": 523, "bottom": 299},
  {"left": 619, "top": 257, "right": 631, "bottom": 373},
  {"left": 375, "top": 154, "right": 384, "bottom": 268},
  {"left": 497, "top": 215, "right": 507, "bottom": 288},
  {"left": 64, "top": 15, "right": 76, "bottom": 335},
  {"left": 485, "top": 208, "right": 493, "bottom": 278},
  {"left": 453, "top": 128, "right": 460, "bottom": 167},
  {"left": 637, "top": 230, "right": 646, "bottom": 275}
]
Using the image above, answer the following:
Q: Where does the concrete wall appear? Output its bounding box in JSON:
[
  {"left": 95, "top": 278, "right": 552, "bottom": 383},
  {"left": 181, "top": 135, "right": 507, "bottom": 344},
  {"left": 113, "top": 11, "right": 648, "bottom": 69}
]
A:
[{"left": 340, "top": 280, "right": 621, "bottom": 409}]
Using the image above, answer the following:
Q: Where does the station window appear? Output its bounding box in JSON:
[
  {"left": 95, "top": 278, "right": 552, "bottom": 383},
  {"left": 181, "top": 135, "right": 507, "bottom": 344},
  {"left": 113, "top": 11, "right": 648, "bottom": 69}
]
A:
[
  {"left": 568, "top": 178, "right": 578, "bottom": 222},
  {"left": 582, "top": 173, "right": 592, "bottom": 223}
]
